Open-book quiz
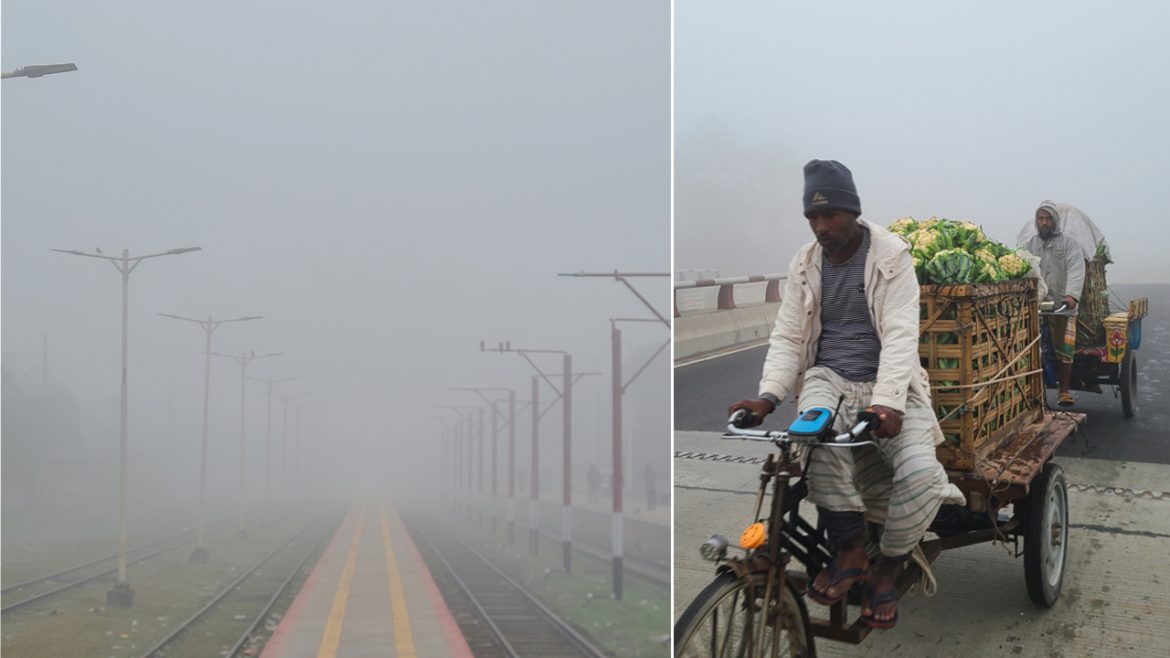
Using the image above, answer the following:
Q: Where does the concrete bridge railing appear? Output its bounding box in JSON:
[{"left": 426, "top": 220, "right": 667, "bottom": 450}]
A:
[{"left": 674, "top": 274, "right": 786, "bottom": 362}]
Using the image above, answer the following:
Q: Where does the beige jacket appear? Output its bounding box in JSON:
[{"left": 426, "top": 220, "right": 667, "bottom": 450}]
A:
[{"left": 759, "top": 219, "right": 943, "bottom": 444}]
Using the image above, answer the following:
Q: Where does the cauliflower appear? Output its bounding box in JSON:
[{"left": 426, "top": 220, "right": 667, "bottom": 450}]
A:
[
  {"left": 889, "top": 217, "right": 917, "bottom": 235},
  {"left": 998, "top": 253, "right": 1030, "bottom": 278},
  {"left": 980, "top": 261, "right": 1001, "bottom": 282},
  {"left": 911, "top": 228, "right": 942, "bottom": 256},
  {"left": 974, "top": 248, "right": 997, "bottom": 264},
  {"left": 957, "top": 220, "right": 982, "bottom": 237}
]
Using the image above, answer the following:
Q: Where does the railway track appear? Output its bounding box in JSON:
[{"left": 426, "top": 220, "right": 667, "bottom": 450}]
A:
[
  {"left": 1, "top": 529, "right": 200, "bottom": 614},
  {"left": 410, "top": 518, "right": 610, "bottom": 658},
  {"left": 136, "top": 512, "right": 342, "bottom": 658}
]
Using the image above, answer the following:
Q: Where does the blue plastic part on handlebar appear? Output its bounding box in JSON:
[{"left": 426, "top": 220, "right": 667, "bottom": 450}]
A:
[{"left": 787, "top": 407, "right": 833, "bottom": 438}]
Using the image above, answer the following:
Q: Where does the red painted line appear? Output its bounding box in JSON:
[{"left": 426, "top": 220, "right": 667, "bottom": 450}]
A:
[
  {"left": 397, "top": 513, "right": 473, "bottom": 658},
  {"left": 260, "top": 511, "right": 353, "bottom": 658}
]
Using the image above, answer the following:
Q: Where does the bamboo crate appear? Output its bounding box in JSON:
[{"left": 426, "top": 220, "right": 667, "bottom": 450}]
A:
[
  {"left": 1077, "top": 256, "right": 1110, "bottom": 345},
  {"left": 919, "top": 279, "right": 1045, "bottom": 471}
]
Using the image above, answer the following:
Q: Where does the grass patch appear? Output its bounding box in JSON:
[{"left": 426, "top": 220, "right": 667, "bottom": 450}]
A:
[{"left": 1, "top": 519, "right": 308, "bottom": 658}]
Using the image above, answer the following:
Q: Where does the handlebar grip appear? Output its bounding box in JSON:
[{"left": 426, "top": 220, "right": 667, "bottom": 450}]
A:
[
  {"left": 731, "top": 409, "right": 757, "bottom": 429},
  {"left": 856, "top": 409, "right": 881, "bottom": 433}
]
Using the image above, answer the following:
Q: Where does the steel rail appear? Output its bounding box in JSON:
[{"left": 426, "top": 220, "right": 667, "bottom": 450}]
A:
[
  {"left": 1, "top": 529, "right": 215, "bottom": 614},
  {"left": 223, "top": 512, "right": 345, "bottom": 658},
  {"left": 417, "top": 522, "right": 609, "bottom": 658},
  {"left": 135, "top": 521, "right": 317, "bottom": 658},
  {"left": 422, "top": 528, "right": 521, "bottom": 657},
  {"left": 1, "top": 529, "right": 193, "bottom": 596}
]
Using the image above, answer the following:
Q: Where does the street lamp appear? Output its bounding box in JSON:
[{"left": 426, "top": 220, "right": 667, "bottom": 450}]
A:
[
  {"left": 158, "top": 313, "right": 262, "bottom": 562},
  {"left": 246, "top": 375, "right": 298, "bottom": 524},
  {"left": 52, "top": 245, "right": 201, "bottom": 607},
  {"left": 2, "top": 63, "right": 78, "bottom": 79},
  {"left": 280, "top": 390, "right": 311, "bottom": 505},
  {"left": 291, "top": 397, "right": 316, "bottom": 501},
  {"left": 212, "top": 350, "right": 283, "bottom": 539}
]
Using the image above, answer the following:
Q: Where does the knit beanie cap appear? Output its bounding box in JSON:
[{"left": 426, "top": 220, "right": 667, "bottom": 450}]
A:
[{"left": 803, "top": 159, "right": 861, "bottom": 218}]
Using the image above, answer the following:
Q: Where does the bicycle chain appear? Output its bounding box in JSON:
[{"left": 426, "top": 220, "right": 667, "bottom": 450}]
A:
[{"left": 675, "top": 451, "right": 1170, "bottom": 501}]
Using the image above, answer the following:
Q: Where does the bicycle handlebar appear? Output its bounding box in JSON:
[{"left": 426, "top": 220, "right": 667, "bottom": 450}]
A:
[
  {"left": 1039, "top": 301, "right": 1071, "bottom": 315},
  {"left": 723, "top": 410, "right": 877, "bottom": 447}
]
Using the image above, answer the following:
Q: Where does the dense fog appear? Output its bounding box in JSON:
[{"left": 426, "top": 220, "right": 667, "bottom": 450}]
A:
[
  {"left": 675, "top": 0, "right": 1170, "bottom": 285},
  {"left": 2, "top": 1, "right": 670, "bottom": 527}
]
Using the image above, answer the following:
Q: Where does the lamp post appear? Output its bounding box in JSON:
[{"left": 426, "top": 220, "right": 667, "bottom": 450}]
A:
[
  {"left": 158, "top": 313, "right": 262, "bottom": 562},
  {"left": 212, "top": 350, "right": 282, "bottom": 539},
  {"left": 247, "top": 376, "right": 299, "bottom": 524},
  {"left": 292, "top": 399, "right": 312, "bottom": 500},
  {"left": 280, "top": 390, "right": 311, "bottom": 507},
  {"left": 2, "top": 63, "right": 78, "bottom": 79},
  {"left": 52, "top": 245, "right": 201, "bottom": 606}
]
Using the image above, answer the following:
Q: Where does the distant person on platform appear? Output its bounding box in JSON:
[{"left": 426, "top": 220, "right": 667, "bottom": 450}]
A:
[
  {"left": 727, "top": 159, "right": 963, "bottom": 629},
  {"left": 1021, "top": 202, "right": 1085, "bottom": 407},
  {"left": 587, "top": 464, "right": 601, "bottom": 504}
]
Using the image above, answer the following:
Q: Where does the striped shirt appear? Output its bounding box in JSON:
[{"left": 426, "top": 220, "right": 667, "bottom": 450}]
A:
[{"left": 815, "top": 227, "right": 881, "bottom": 382}]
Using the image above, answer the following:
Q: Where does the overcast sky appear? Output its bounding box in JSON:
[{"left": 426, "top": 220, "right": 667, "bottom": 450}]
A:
[
  {"left": 2, "top": 1, "right": 669, "bottom": 504},
  {"left": 676, "top": 0, "right": 1170, "bottom": 284}
]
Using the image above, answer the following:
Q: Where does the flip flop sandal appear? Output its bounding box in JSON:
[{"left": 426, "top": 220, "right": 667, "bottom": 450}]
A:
[
  {"left": 861, "top": 586, "right": 899, "bottom": 629},
  {"left": 806, "top": 563, "right": 867, "bottom": 606},
  {"left": 1058, "top": 392, "right": 1075, "bottom": 406}
]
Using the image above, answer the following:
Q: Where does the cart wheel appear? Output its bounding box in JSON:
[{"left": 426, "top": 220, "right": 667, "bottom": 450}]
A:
[
  {"left": 674, "top": 570, "right": 815, "bottom": 658},
  {"left": 1120, "top": 349, "right": 1138, "bottom": 418},
  {"left": 1024, "top": 462, "right": 1068, "bottom": 608}
]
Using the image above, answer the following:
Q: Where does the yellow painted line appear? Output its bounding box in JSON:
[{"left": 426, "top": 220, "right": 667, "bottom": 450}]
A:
[
  {"left": 317, "top": 508, "right": 365, "bottom": 658},
  {"left": 381, "top": 506, "right": 417, "bottom": 658}
]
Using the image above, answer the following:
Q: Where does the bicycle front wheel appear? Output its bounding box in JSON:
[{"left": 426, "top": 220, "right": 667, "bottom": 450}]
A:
[{"left": 674, "top": 570, "right": 815, "bottom": 658}]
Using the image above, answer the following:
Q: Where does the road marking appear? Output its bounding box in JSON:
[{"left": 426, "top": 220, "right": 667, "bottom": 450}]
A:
[
  {"left": 381, "top": 507, "right": 417, "bottom": 658},
  {"left": 674, "top": 340, "right": 768, "bottom": 367},
  {"left": 317, "top": 508, "right": 365, "bottom": 658}
]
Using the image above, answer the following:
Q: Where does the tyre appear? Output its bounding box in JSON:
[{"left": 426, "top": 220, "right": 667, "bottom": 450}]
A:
[
  {"left": 1023, "top": 462, "right": 1069, "bottom": 608},
  {"left": 674, "top": 570, "right": 815, "bottom": 658},
  {"left": 1120, "top": 349, "right": 1138, "bottom": 418}
]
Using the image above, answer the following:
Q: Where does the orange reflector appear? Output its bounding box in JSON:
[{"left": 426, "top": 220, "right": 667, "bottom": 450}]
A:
[{"left": 740, "top": 522, "right": 765, "bottom": 549}]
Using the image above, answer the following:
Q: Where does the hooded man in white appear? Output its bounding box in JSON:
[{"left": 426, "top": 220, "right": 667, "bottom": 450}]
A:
[{"left": 1020, "top": 201, "right": 1086, "bottom": 406}]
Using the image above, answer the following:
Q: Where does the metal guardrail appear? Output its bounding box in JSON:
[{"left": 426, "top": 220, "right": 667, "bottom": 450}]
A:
[{"left": 673, "top": 274, "right": 786, "bottom": 317}]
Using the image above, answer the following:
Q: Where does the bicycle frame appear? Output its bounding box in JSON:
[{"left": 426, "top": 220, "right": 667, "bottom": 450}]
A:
[{"left": 714, "top": 413, "right": 877, "bottom": 649}]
